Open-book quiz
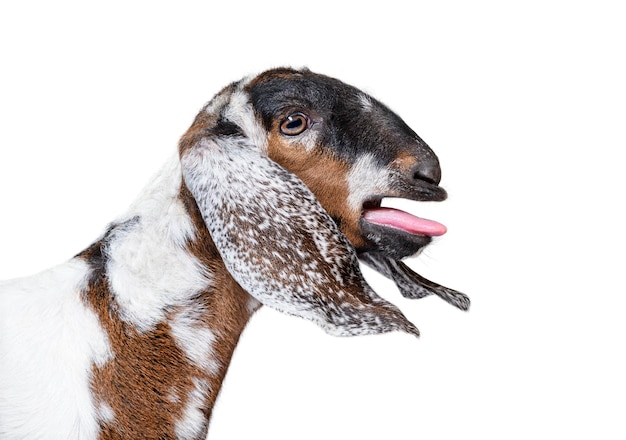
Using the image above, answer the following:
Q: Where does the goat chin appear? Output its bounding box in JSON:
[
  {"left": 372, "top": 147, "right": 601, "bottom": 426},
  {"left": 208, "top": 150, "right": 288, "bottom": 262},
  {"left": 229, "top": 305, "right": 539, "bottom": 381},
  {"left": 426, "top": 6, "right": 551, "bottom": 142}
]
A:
[{"left": 0, "top": 67, "right": 467, "bottom": 439}]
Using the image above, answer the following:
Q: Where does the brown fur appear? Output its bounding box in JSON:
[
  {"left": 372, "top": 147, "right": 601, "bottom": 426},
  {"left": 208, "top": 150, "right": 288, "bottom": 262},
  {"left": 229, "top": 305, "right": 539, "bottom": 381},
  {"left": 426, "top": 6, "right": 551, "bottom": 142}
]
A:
[
  {"left": 392, "top": 150, "right": 419, "bottom": 173},
  {"left": 79, "top": 244, "right": 192, "bottom": 439},
  {"left": 179, "top": 112, "right": 216, "bottom": 157},
  {"left": 266, "top": 131, "right": 368, "bottom": 248},
  {"left": 177, "top": 183, "right": 257, "bottom": 381},
  {"left": 77, "top": 185, "right": 256, "bottom": 440}
]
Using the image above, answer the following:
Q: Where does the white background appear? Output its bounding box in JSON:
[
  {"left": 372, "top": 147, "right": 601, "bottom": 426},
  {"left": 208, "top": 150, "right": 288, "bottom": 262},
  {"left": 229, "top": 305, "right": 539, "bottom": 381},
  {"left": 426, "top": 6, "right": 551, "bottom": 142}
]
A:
[{"left": 1, "top": 1, "right": 624, "bottom": 439}]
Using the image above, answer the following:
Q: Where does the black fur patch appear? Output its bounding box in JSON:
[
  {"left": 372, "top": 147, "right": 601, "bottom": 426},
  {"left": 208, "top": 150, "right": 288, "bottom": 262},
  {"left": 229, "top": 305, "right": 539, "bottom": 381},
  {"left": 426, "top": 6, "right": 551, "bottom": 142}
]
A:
[
  {"left": 211, "top": 118, "right": 244, "bottom": 138},
  {"left": 77, "top": 216, "right": 141, "bottom": 289},
  {"left": 247, "top": 68, "right": 434, "bottom": 170}
]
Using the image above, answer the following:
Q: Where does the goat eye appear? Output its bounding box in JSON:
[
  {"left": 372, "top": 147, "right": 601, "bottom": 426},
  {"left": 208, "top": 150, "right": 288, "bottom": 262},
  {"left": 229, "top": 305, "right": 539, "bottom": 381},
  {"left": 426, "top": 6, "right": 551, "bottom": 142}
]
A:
[{"left": 280, "top": 113, "right": 309, "bottom": 136}]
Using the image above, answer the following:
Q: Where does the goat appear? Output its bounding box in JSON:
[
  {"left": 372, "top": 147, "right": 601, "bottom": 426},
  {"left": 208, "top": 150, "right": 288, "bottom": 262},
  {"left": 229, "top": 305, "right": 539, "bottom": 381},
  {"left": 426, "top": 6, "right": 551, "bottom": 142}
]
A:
[{"left": 0, "top": 68, "right": 469, "bottom": 439}]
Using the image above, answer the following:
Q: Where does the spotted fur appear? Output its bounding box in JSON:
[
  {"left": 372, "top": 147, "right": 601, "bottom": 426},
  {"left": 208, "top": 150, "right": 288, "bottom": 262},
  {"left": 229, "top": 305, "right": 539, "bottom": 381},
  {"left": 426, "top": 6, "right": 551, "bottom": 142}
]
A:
[{"left": 0, "top": 68, "right": 467, "bottom": 439}]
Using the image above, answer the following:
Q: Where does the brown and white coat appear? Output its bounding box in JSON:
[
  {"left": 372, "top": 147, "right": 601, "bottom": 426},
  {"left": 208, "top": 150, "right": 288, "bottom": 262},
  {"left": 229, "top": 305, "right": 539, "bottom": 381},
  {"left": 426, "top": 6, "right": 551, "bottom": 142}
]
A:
[{"left": 0, "top": 68, "right": 468, "bottom": 439}]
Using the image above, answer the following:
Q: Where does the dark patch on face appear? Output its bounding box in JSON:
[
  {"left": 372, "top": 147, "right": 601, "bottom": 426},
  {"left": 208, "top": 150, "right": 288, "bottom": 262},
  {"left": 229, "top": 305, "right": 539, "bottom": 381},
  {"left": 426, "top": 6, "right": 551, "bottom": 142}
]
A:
[
  {"left": 247, "top": 68, "right": 437, "bottom": 171},
  {"left": 210, "top": 117, "right": 244, "bottom": 138}
]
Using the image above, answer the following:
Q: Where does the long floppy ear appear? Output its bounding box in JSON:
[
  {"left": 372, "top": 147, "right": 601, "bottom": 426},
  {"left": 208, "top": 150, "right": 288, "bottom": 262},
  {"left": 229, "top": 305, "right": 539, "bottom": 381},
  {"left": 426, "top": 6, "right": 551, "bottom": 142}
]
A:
[
  {"left": 360, "top": 252, "right": 470, "bottom": 311},
  {"left": 179, "top": 89, "right": 418, "bottom": 337}
]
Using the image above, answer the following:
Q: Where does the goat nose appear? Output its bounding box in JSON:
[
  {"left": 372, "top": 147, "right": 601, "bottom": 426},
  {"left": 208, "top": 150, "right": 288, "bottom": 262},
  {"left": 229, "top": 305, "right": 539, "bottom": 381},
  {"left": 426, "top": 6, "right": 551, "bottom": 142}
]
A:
[{"left": 411, "top": 156, "right": 442, "bottom": 185}]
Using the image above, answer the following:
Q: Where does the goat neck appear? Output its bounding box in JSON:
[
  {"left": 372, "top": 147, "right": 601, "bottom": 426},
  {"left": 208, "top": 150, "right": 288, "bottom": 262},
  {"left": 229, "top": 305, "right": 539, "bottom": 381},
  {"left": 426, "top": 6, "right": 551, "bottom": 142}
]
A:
[{"left": 75, "top": 157, "right": 257, "bottom": 439}]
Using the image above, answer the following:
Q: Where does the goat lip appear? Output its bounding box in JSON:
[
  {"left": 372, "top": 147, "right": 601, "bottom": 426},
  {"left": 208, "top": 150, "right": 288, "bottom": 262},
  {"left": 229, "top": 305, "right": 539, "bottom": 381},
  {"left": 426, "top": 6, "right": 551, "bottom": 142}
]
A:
[{"left": 402, "top": 183, "right": 448, "bottom": 203}]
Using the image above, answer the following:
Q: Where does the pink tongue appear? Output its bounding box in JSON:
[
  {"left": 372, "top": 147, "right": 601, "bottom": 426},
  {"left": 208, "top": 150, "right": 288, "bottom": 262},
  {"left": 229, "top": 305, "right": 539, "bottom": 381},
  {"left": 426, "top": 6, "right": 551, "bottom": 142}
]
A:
[{"left": 362, "top": 207, "right": 447, "bottom": 236}]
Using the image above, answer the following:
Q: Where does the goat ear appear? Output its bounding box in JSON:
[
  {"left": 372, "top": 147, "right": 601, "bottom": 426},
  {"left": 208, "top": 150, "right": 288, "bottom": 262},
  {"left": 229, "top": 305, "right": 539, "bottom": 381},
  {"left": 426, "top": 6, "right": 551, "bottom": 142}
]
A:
[
  {"left": 360, "top": 252, "right": 470, "bottom": 311},
  {"left": 180, "top": 116, "right": 418, "bottom": 337}
]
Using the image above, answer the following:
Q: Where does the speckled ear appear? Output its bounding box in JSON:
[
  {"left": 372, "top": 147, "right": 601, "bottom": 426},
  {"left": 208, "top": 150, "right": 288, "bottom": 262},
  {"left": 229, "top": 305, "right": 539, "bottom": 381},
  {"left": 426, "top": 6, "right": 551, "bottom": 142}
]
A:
[
  {"left": 180, "top": 134, "right": 419, "bottom": 337},
  {"left": 360, "top": 252, "right": 470, "bottom": 311}
]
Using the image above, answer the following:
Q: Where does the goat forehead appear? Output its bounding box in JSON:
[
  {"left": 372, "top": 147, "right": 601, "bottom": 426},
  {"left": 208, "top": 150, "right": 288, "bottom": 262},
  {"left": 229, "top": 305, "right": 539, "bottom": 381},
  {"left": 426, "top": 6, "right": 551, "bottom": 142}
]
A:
[{"left": 247, "top": 70, "right": 339, "bottom": 129}]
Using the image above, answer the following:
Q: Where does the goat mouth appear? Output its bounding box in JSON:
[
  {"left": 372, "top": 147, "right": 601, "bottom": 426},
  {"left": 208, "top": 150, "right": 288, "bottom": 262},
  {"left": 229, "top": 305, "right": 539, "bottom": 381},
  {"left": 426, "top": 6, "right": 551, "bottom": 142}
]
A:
[
  {"left": 358, "top": 197, "right": 446, "bottom": 260},
  {"left": 361, "top": 197, "right": 446, "bottom": 236}
]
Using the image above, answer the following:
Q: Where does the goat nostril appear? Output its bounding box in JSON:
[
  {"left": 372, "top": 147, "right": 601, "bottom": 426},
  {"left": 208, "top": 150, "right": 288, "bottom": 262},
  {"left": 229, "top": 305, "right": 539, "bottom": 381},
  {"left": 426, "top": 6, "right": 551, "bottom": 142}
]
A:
[{"left": 411, "top": 161, "right": 441, "bottom": 185}]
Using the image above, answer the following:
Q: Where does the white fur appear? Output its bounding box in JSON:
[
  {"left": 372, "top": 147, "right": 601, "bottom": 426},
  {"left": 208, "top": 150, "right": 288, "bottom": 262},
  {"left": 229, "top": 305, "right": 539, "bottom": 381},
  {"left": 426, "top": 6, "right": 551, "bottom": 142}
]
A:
[
  {"left": 0, "top": 158, "right": 215, "bottom": 438},
  {"left": 358, "top": 93, "right": 374, "bottom": 111},
  {"left": 97, "top": 401, "right": 116, "bottom": 425},
  {"left": 346, "top": 153, "right": 392, "bottom": 211},
  {"left": 0, "top": 259, "right": 112, "bottom": 439},
  {"left": 223, "top": 86, "right": 269, "bottom": 152},
  {"left": 170, "top": 310, "right": 220, "bottom": 375},
  {"left": 106, "top": 157, "right": 212, "bottom": 332},
  {"left": 174, "top": 377, "right": 210, "bottom": 440}
]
